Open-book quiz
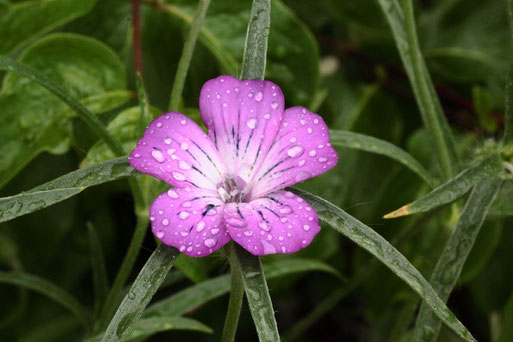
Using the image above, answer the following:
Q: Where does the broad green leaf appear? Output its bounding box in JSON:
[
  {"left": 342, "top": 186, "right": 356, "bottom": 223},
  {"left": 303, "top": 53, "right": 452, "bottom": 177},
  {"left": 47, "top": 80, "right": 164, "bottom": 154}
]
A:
[
  {"left": 155, "top": 0, "right": 319, "bottom": 105},
  {"left": 376, "top": 0, "right": 458, "bottom": 179},
  {"left": 88, "top": 223, "right": 109, "bottom": 319},
  {"left": 291, "top": 188, "right": 476, "bottom": 342},
  {"left": 413, "top": 176, "right": 502, "bottom": 342},
  {"left": 144, "top": 258, "right": 341, "bottom": 318},
  {"left": 0, "top": 0, "right": 97, "bottom": 54},
  {"left": 0, "top": 157, "right": 137, "bottom": 224},
  {"left": 384, "top": 155, "right": 500, "bottom": 218},
  {"left": 329, "top": 130, "right": 435, "bottom": 186},
  {"left": 81, "top": 106, "right": 162, "bottom": 167},
  {"left": 0, "top": 33, "right": 127, "bottom": 188},
  {"left": 234, "top": 244, "right": 280, "bottom": 342},
  {"left": 101, "top": 244, "right": 179, "bottom": 342},
  {"left": 0, "top": 270, "right": 90, "bottom": 327},
  {"left": 87, "top": 317, "right": 212, "bottom": 342}
]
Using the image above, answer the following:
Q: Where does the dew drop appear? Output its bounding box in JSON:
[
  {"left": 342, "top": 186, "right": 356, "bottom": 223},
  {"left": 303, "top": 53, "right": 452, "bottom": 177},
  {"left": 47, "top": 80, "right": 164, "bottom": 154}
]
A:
[
  {"left": 181, "top": 201, "right": 192, "bottom": 208},
  {"left": 287, "top": 145, "right": 304, "bottom": 157},
  {"left": 247, "top": 118, "right": 258, "bottom": 129},
  {"left": 156, "top": 122, "right": 163, "bottom": 128},
  {"left": 300, "top": 119, "right": 306, "bottom": 125},
  {"left": 167, "top": 189, "right": 179, "bottom": 198},
  {"left": 134, "top": 153, "right": 141, "bottom": 158},
  {"left": 309, "top": 150, "right": 317, "bottom": 157},
  {"left": 151, "top": 149, "right": 165, "bottom": 163},
  {"left": 298, "top": 159, "right": 306, "bottom": 166},
  {"left": 248, "top": 92, "right": 254, "bottom": 98},
  {"left": 167, "top": 148, "right": 176, "bottom": 155},
  {"left": 313, "top": 118, "right": 319, "bottom": 124},
  {"left": 263, "top": 113, "right": 271, "bottom": 119},
  {"left": 161, "top": 218, "right": 169, "bottom": 226},
  {"left": 279, "top": 205, "right": 292, "bottom": 215},
  {"left": 178, "top": 160, "right": 191, "bottom": 170},
  {"left": 258, "top": 221, "right": 271, "bottom": 231},
  {"left": 180, "top": 231, "right": 189, "bottom": 237},
  {"left": 295, "top": 171, "right": 311, "bottom": 182},
  {"left": 179, "top": 245, "right": 186, "bottom": 252},
  {"left": 271, "top": 101, "right": 278, "bottom": 109},
  {"left": 179, "top": 211, "right": 190, "bottom": 220},
  {"left": 196, "top": 221, "right": 206, "bottom": 232},
  {"left": 290, "top": 137, "right": 297, "bottom": 143},
  {"left": 261, "top": 240, "right": 276, "bottom": 254},
  {"left": 164, "top": 137, "right": 172, "bottom": 145},
  {"left": 307, "top": 128, "right": 313, "bottom": 134},
  {"left": 204, "top": 238, "right": 217, "bottom": 248},
  {"left": 156, "top": 230, "right": 164, "bottom": 238},
  {"left": 303, "top": 224, "right": 310, "bottom": 231},
  {"left": 172, "top": 171, "right": 186, "bottom": 181},
  {"left": 180, "top": 142, "right": 188, "bottom": 150},
  {"left": 211, "top": 228, "right": 220, "bottom": 235},
  {"left": 180, "top": 119, "right": 187, "bottom": 125},
  {"left": 285, "top": 191, "right": 295, "bottom": 199},
  {"left": 244, "top": 230, "right": 253, "bottom": 237},
  {"left": 281, "top": 246, "right": 287, "bottom": 253},
  {"left": 255, "top": 91, "right": 263, "bottom": 101},
  {"left": 319, "top": 157, "right": 328, "bottom": 163}
]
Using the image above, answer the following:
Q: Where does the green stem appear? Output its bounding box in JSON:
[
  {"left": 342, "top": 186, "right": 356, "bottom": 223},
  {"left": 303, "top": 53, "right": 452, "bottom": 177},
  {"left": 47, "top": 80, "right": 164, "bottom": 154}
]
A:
[
  {"left": 168, "top": 0, "right": 211, "bottom": 111},
  {"left": 221, "top": 243, "right": 245, "bottom": 342},
  {"left": 234, "top": 244, "right": 280, "bottom": 342},
  {"left": 97, "top": 215, "right": 150, "bottom": 331},
  {"left": 401, "top": 0, "right": 455, "bottom": 179}
]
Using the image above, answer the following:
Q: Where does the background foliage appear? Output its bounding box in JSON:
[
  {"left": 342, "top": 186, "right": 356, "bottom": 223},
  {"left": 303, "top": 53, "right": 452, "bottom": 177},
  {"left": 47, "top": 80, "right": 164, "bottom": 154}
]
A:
[{"left": 1, "top": 0, "right": 513, "bottom": 341}]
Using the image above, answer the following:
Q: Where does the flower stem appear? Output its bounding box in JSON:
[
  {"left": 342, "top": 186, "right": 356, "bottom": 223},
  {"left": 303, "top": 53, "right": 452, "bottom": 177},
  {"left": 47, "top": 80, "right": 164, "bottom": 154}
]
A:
[
  {"left": 168, "top": 0, "right": 211, "bottom": 111},
  {"left": 96, "top": 214, "right": 150, "bottom": 332},
  {"left": 221, "top": 243, "right": 245, "bottom": 342}
]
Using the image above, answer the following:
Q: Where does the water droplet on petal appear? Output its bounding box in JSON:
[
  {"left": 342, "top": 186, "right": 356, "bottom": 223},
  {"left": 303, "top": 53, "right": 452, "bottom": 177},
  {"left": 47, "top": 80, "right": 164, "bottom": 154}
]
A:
[
  {"left": 226, "top": 217, "right": 246, "bottom": 227},
  {"left": 167, "top": 189, "right": 179, "bottom": 198},
  {"left": 300, "top": 119, "right": 306, "bottom": 125},
  {"left": 290, "top": 137, "right": 297, "bottom": 143},
  {"left": 303, "top": 224, "right": 310, "bottom": 231},
  {"left": 181, "top": 119, "right": 187, "bottom": 125},
  {"left": 161, "top": 218, "right": 169, "bottom": 226},
  {"left": 285, "top": 191, "right": 295, "bottom": 199},
  {"left": 156, "top": 230, "right": 164, "bottom": 238},
  {"left": 314, "top": 118, "right": 319, "bottom": 124},
  {"left": 180, "top": 142, "right": 188, "bottom": 150},
  {"left": 244, "top": 230, "right": 253, "bottom": 237},
  {"left": 264, "top": 113, "right": 271, "bottom": 119},
  {"left": 295, "top": 171, "right": 311, "bottom": 182},
  {"left": 156, "top": 122, "right": 163, "bottom": 128},
  {"left": 271, "top": 101, "right": 278, "bottom": 109},
  {"left": 247, "top": 118, "right": 258, "bottom": 129},
  {"left": 261, "top": 240, "right": 276, "bottom": 254},
  {"left": 258, "top": 221, "right": 271, "bottom": 231},
  {"left": 181, "top": 201, "right": 192, "bottom": 208},
  {"left": 279, "top": 205, "right": 292, "bottom": 215},
  {"left": 281, "top": 246, "right": 287, "bottom": 253},
  {"left": 204, "top": 238, "right": 217, "bottom": 248},
  {"left": 196, "top": 221, "right": 206, "bottom": 232},
  {"left": 179, "top": 211, "right": 190, "bottom": 219},
  {"left": 319, "top": 157, "right": 328, "bottom": 163},
  {"left": 164, "top": 137, "right": 172, "bottom": 144},
  {"left": 172, "top": 171, "right": 186, "bottom": 181},
  {"left": 211, "top": 228, "right": 220, "bottom": 235},
  {"left": 179, "top": 245, "right": 186, "bottom": 252},
  {"left": 180, "top": 231, "right": 189, "bottom": 237},
  {"left": 167, "top": 148, "right": 176, "bottom": 155},
  {"left": 255, "top": 91, "right": 263, "bottom": 101},
  {"left": 248, "top": 92, "right": 254, "bottom": 98},
  {"left": 151, "top": 149, "right": 165, "bottom": 163},
  {"left": 309, "top": 150, "right": 317, "bottom": 157},
  {"left": 179, "top": 160, "right": 191, "bottom": 170},
  {"left": 298, "top": 159, "right": 306, "bottom": 166},
  {"left": 307, "top": 128, "right": 313, "bottom": 134},
  {"left": 287, "top": 145, "right": 304, "bottom": 157}
]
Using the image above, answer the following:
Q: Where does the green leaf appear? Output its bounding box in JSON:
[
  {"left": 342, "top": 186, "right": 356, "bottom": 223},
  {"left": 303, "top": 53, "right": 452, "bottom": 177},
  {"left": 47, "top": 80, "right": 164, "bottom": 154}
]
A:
[
  {"left": 376, "top": 0, "right": 458, "bottom": 179},
  {"left": 144, "top": 258, "right": 340, "bottom": 318},
  {"left": 240, "top": 0, "right": 270, "bottom": 79},
  {"left": 101, "top": 244, "right": 179, "bottom": 342},
  {"left": 153, "top": 0, "right": 319, "bottom": 105},
  {"left": 234, "top": 244, "right": 280, "bottom": 342},
  {"left": 504, "top": 0, "right": 513, "bottom": 145},
  {"left": 0, "top": 0, "right": 97, "bottom": 54},
  {"left": 489, "top": 181, "right": 513, "bottom": 217},
  {"left": 291, "top": 188, "right": 476, "bottom": 342},
  {"left": 384, "top": 155, "right": 500, "bottom": 219},
  {"left": 87, "top": 223, "right": 109, "bottom": 319},
  {"left": 0, "top": 157, "right": 137, "bottom": 224},
  {"left": 0, "top": 270, "right": 90, "bottom": 327},
  {"left": 329, "top": 129, "right": 435, "bottom": 186},
  {"left": 413, "top": 176, "right": 502, "bottom": 342},
  {"left": 174, "top": 254, "right": 208, "bottom": 283},
  {"left": 87, "top": 317, "right": 212, "bottom": 342},
  {"left": 81, "top": 106, "right": 162, "bottom": 168},
  {"left": 0, "top": 33, "right": 127, "bottom": 188}
]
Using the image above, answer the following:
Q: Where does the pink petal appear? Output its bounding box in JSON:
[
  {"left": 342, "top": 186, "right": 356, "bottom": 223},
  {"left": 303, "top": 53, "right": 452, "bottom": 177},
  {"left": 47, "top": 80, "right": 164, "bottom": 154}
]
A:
[
  {"left": 224, "top": 190, "right": 320, "bottom": 255},
  {"left": 150, "top": 187, "right": 230, "bottom": 257},
  {"left": 129, "top": 112, "right": 227, "bottom": 191},
  {"left": 199, "top": 75, "right": 285, "bottom": 183},
  {"left": 249, "top": 107, "right": 338, "bottom": 198}
]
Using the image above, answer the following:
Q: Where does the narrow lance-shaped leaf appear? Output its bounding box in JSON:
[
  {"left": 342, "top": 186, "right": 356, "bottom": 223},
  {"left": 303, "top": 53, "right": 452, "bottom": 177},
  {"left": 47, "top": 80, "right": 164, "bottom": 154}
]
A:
[
  {"left": 291, "top": 188, "right": 476, "bottom": 342},
  {"left": 413, "top": 175, "right": 502, "bottom": 342},
  {"left": 504, "top": 0, "right": 513, "bottom": 145},
  {"left": 101, "top": 244, "right": 179, "bottom": 342},
  {"left": 0, "top": 271, "right": 90, "bottom": 328},
  {"left": 234, "top": 244, "right": 280, "bottom": 342},
  {"left": 329, "top": 129, "right": 436, "bottom": 186},
  {"left": 88, "top": 317, "right": 212, "bottom": 342},
  {"left": 240, "top": 0, "right": 270, "bottom": 80},
  {"left": 376, "top": 0, "right": 458, "bottom": 179},
  {"left": 384, "top": 155, "right": 500, "bottom": 219},
  {"left": 0, "top": 157, "right": 138, "bottom": 224}
]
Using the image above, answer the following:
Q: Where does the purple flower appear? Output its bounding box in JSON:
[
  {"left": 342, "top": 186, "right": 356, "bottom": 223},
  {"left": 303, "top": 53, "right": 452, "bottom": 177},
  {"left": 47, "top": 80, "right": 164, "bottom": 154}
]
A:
[{"left": 129, "top": 76, "right": 338, "bottom": 257}]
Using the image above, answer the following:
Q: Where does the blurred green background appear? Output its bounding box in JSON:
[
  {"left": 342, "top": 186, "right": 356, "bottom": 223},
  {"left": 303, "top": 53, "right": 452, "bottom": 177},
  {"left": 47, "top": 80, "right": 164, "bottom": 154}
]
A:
[{"left": 1, "top": 0, "right": 513, "bottom": 341}]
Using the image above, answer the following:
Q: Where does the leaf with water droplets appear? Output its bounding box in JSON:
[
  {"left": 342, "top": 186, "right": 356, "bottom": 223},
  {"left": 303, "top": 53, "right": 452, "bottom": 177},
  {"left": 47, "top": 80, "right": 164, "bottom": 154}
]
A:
[
  {"left": 384, "top": 155, "right": 501, "bottom": 219},
  {"left": 101, "top": 244, "right": 179, "bottom": 342},
  {"left": 291, "top": 188, "right": 477, "bottom": 342},
  {"left": 0, "top": 157, "right": 138, "bottom": 224},
  {"left": 413, "top": 174, "right": 502, "bottom": 342},
  {"left": 329, "top": 129, "right": 435, "bottom": 186}
]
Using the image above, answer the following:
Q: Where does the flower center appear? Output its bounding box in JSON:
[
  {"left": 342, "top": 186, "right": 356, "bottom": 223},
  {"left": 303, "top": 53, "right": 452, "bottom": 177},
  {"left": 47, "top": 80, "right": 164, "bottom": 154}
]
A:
[{"left": 217, "top": 175, "right": 250, "bottom": 203}]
